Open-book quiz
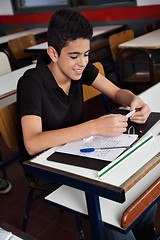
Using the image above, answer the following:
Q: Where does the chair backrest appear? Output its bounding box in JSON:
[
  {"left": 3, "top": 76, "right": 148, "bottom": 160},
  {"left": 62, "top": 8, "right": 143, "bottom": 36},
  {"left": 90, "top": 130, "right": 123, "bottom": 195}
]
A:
[
  {"left": 109, "top": 29, "right": 134, "bottom": 62},
  {"left": 83, "top": 62, "right": 105, "bottom": 102},
  {"left": 5, "top": 28, "right": 24, "bottom": 35},
  {"left": 144, "top": 19, "right": 160, "bottom": 33},
  {"left": 0, "top": 50, "right": 12, "bottom": 75},
  {"left": 0, "top": 102, "right": 18, "bottom": 148},
  {"left": 8, "top": 34, "right": 36, "bottom": 60}
]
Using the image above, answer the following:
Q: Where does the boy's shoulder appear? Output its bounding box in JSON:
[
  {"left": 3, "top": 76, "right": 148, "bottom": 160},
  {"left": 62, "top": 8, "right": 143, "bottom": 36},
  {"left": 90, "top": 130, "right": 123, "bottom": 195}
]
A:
[
  {"left": 23, "top": 66, "right": 41, "bottom": 79},
  {"left": 17, "top": 66, "right": 43, "bottom": 90}
]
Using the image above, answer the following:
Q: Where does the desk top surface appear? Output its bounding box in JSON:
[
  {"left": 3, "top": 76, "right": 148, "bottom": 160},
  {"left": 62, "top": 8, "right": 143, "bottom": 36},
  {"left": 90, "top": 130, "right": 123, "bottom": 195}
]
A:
[
  {"left": 0, "top": 64, "right": 36, "bottom": 109},
  {"left": 0, "top": 64, "right": 36, "bottom": 98},
  {"left": 139, "top": 82, "right": 160, "bottom": 112},
  {"left": 0, "top": 28, "right": 47, "bottom": 45},
  {"left": 119, "top": 29, "right": 160, "bottom": 49},
  {"left": 27, "top": 83, "right": 160, "bottom": 190},
  {"left": 30, "top": 122, "right": 160, "bottom": 187},
  {"left": 92, "top": 25, "right": 123, "bottom": 37}
]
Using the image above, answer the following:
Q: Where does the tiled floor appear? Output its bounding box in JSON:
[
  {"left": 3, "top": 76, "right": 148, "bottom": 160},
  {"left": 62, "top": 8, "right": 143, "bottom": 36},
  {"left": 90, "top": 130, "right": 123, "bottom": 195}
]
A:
[{"left": 0, "top": 95, "right": 159, "bottom": 240}]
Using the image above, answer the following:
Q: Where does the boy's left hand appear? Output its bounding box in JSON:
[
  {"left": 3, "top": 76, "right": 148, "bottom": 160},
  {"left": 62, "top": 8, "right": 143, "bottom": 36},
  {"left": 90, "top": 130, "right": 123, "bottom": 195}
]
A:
[{"left": 129, "top": 96, "right": 151, "bottom": 124}]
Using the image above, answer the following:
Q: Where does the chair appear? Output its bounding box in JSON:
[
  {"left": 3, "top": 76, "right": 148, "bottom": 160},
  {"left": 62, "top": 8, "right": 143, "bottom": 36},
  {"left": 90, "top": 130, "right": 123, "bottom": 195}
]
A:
[
  {"left": 109, "top": 29, "right": 134, "bottom": 83},
  {"left": 83, "top": 62, "right": 110, "bottom": 112},
  {"left": 0, "top": 103, "right": 20, "bottom": 178},
  {"left": 0, "top": 49, "right": 12, "bottom": 76},
  {"left": 0, "top": 102, "right": 53, "bottom": 231},
  {"left": 0, "top": 51, "right": 13, "bottom": 179},
  {"left": 8, "top": 34, "right": 36, "bottom": 67},
  {"left": 5, "top": 28, "right": 24, "bottom": 35},
  {"left": 109, "top": 30, "right": 160, "bottom": 93}
]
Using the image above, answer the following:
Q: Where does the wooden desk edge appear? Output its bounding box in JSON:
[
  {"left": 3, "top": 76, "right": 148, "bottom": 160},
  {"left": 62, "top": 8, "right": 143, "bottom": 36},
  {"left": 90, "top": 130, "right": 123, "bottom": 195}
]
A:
[
  {"left": 121, "top": 177, "right": 160, "bottom": 229},
  {"left": 0, "top": 90, "right": 16, "bottom": 100},
  {"left": 118, "top": 45, "right": 160, "bottom": 50}
]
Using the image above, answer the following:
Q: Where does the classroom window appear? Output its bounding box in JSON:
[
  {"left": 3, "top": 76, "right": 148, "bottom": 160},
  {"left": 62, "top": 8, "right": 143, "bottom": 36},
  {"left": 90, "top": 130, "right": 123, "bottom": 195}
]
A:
[{"left": 11, "top": 0, "right": 136, "bottom": 14}]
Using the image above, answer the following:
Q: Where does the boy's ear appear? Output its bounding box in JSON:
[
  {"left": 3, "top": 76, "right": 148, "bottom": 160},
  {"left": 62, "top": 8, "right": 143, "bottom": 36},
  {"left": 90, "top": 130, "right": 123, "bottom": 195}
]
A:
[{"left": 47, "top": 46, "right": 58, "bottom": 62}]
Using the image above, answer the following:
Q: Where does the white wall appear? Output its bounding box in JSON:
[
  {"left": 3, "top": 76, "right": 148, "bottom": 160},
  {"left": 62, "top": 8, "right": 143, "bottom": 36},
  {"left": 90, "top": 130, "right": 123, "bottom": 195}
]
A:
[
  {"left": 137, "top": 0, "right": 160, "bottom": 6},
  {"left": 0, "top": 0, "right": 13, "bottom": 15}
]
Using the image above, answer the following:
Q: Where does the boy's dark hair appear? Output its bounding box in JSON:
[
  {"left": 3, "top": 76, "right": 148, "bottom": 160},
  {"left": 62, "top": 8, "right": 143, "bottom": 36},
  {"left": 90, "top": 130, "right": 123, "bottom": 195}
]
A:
[{"left": 47, "top": 9, "right": 93, "bottom": 55}]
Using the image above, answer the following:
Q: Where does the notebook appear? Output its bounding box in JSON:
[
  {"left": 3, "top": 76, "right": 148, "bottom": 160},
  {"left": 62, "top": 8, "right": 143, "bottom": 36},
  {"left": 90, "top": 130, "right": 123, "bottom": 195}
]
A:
[
  {"left": 47, "top": 111, "right": 160, "bottom": 171},
  {"left": 47, "top": 134, "right": 138, "bottom": 170}
]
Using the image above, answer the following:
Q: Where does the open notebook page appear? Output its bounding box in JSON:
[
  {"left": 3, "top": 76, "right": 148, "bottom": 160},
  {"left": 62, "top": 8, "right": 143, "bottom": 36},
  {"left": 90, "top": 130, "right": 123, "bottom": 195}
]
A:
[{"left": 56, "top": 134, "right": 138, "bottom": 162}]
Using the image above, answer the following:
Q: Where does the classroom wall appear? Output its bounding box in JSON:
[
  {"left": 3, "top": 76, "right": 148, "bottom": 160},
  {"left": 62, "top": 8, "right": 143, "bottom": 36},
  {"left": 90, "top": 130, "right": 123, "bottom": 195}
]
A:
[
  {"left": 0, "top": 1, "right": 160, "bottom": 37},
  {"left": 137, "top": 0, "right": 160, "bottom": 6},
  {"left": 0, "top": 0, "right": 13, "bottom": 15}
]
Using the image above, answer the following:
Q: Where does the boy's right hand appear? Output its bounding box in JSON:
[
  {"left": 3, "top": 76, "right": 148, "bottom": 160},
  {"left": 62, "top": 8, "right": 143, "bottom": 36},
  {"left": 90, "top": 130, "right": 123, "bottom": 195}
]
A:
[{"left": 93, "top": 114, "right": 128, "bottom": 136}]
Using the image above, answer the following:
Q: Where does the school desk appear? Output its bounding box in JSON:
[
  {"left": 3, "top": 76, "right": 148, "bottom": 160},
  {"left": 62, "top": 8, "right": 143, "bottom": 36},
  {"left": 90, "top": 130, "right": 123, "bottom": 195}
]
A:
[
  {"left": 0, "top": 63, "right": 36, "bottom": 110},
  {"left": 0, "top": 28, "right": 47, "bottom": 46},
  {"left": 118, "top": 29, "right": 160, "bottom": 49},
  {"left": 23, "top": 83, "right": 160, "bottom": 240}
]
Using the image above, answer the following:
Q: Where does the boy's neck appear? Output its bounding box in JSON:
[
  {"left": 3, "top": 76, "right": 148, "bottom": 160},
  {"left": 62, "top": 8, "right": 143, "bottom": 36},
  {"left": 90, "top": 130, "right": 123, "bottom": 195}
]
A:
[{"left": 48, "top": 62, "right": 71, "bottom": 95}]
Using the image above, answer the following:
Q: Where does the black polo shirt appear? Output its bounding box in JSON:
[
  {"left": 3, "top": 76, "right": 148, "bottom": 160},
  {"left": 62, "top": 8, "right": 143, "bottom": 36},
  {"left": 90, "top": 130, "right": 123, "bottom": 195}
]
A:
[{"left": 17, "top": 54, "right": 99, "bottom": 162}]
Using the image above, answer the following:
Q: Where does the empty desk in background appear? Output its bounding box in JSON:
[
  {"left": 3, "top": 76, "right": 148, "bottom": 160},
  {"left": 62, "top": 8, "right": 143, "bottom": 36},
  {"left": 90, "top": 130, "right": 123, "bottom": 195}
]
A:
[
  {"left": 25, "top": 25, "right": 124, "bottom": 53},
  {"left": 24, "top": 83, "right": 160, "bottom": 240},
  {"left": 0, "top": 63, "right": 36, "bottom": 109},
  {"left": 0, "top": 28, "right": 47, "bottom": 48},
  {"left": 118, "top": 29, "right": 160, "bottom": 87},
  {"left": 118, "top": 29, "right": 160, "bottom": 49}
]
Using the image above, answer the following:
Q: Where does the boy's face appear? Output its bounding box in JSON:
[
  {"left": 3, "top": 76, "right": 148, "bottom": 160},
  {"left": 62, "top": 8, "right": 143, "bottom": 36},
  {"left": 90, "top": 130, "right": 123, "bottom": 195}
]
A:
[{"left": 56, "top": 38, "right": 90, "bottom": 81}]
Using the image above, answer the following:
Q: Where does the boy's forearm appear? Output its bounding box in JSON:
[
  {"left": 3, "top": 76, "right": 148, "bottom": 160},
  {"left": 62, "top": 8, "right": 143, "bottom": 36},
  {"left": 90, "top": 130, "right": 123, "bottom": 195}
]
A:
[
  {"left": 25, "top": 120, "right": 95, "bottom": 156},
  {"left": 115, "top": 89, "right": 136, "bottom": 107}
]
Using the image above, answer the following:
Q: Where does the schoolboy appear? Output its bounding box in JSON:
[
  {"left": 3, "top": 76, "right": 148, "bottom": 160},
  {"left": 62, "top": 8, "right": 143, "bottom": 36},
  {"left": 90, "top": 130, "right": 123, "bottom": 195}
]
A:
[{"left": 17, "top": 9, "right": 156, "bottom": 240}]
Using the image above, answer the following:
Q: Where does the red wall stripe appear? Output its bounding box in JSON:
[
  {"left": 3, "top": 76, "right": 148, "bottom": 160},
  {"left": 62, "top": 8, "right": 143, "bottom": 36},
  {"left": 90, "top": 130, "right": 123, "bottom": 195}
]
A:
[
  {"left": 0, "top": 5, "right": 160, "bottom": 25},
  {"left": 0, "top": 12, "right": 53, "bottom": 24}
]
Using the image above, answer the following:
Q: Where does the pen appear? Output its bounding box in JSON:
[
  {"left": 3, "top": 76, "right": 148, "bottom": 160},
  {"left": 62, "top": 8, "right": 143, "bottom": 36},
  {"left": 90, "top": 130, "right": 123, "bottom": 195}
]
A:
[
  {"left": 126, "top": 110, "right": 136, "bottom": 119},
  {"left": 80, "top": 146, "right": 131, "bottom": 153}
]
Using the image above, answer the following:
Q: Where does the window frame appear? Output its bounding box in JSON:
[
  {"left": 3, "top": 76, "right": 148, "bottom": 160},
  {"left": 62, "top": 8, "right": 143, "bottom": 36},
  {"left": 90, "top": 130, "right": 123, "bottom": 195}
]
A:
[{"left": 11, "top": 0, "right": 137, "bottom": 14}]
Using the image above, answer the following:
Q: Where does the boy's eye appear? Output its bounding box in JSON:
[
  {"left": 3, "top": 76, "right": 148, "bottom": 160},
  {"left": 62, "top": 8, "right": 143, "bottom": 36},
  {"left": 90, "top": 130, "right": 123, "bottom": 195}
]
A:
[
  {"left": 70, "top": 56, "right": 77, "bottom": 59},
  {"left": 70, "top": 52, "right": 90, "bottom": 59}
]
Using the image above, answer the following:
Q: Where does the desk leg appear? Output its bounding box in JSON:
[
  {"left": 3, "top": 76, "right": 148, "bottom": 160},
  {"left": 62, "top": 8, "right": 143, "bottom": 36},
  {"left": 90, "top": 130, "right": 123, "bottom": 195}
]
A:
[{"left": 85, "top": 192, "right": 105, "bottom": 240}]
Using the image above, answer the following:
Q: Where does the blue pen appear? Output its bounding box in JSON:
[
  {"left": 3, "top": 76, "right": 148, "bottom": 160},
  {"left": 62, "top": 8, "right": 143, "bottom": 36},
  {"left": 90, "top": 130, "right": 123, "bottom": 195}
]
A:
[{"left": 80, "top": 146, "right": 131, "bottom": 153}]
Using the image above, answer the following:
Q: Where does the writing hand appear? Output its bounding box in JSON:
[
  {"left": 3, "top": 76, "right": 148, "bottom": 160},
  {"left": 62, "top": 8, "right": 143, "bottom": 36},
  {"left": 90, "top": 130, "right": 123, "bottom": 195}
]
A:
[{"left": 93, "top": 114, "right": 128, "bottom": 136}]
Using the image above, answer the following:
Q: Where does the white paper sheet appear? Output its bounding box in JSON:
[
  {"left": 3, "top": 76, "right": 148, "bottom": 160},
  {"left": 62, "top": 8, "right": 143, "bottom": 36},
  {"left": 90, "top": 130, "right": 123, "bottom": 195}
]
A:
[{"left": 56, "top": 134, "right": 138, "bottom": 162}]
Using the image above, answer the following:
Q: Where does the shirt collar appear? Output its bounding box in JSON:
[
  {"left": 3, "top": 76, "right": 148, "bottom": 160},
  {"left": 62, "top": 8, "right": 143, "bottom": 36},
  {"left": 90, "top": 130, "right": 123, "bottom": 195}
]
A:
[{"left": 36, "top": 53, "right": 59, "bottom": 90}]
